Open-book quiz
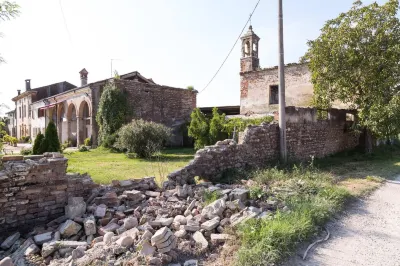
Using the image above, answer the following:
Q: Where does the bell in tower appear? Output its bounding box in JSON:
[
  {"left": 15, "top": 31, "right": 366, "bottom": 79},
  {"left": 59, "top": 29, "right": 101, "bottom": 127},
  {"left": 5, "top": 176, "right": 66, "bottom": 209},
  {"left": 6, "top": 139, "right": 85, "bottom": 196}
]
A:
[{"left": 240, "top": 25, "right": 260, "bottom": 72}]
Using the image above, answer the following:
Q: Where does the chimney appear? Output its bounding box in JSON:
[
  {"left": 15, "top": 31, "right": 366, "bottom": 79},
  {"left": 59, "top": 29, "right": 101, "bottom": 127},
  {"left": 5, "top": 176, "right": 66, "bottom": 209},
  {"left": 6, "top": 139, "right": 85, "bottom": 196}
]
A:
[
  {"left": 79, "top": 68, "right": 88, "bottom": 87},
  {"left": 17, "top": 90, "right": 21, "bottom": 95},
  {"left": 25, "top": 79, "right": 31, "bottom": 91}
]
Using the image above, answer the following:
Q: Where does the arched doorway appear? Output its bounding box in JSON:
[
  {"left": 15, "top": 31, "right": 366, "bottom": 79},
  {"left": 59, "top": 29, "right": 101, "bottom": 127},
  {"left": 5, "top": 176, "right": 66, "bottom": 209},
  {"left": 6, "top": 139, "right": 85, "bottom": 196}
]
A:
[
  {"left": 67, "top": 104, "right": 77, "bottom": 147},
  {"left": 78, "top": 101, "right": 91, "bottom": 145}
]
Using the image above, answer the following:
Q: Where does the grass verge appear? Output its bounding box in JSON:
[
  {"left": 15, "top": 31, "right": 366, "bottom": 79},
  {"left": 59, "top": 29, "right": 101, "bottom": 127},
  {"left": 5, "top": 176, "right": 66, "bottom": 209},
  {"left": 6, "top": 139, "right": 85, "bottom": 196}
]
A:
[
  {"left": 234, "top": 165, "right": 385, "bottom": 266},
  {"left": 64, "top": 147, "right": 194, "bottom": 184}
]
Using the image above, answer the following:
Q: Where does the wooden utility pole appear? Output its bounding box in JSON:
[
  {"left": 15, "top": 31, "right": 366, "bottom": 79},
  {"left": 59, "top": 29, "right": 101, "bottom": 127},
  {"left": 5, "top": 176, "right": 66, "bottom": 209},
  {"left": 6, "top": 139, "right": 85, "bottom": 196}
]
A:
[{"left": 278, "top": 0, "right": 287, "bottom": 162}]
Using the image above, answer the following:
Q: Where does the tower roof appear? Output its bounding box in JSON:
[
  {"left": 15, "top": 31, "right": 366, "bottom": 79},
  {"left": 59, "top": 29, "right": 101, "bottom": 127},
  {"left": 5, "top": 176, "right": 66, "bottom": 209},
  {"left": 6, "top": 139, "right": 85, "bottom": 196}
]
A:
[{"left": 241, "top": 25, "right": 260, "bottom": 40}]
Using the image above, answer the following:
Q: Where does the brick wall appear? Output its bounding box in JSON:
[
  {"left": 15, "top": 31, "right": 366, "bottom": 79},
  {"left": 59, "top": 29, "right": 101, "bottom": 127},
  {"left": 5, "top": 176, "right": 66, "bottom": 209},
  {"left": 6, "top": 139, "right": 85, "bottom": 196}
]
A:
[
  {"left": 114, "top": 80, "right": 197, "bottom": 146},
  {"left": 0, "top": 153, "right": 97, "bottom": 235},
  {"left": 167, "top": 107, "right": 360, "bottom": 187}
]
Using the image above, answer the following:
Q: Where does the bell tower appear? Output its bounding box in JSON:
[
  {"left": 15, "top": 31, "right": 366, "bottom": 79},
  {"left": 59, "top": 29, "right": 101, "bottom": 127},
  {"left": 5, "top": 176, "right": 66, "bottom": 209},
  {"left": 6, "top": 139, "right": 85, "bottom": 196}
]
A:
[{"left": 240, "top": 25, "right": 260, "bottom": 73}]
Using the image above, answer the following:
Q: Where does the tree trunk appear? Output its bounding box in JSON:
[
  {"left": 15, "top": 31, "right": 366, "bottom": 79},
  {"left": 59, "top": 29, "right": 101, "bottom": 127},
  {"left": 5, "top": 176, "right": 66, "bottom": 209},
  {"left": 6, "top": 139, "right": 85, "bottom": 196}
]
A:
[{"left": 364, "top": 129, "right": 373, "bottom": 154}]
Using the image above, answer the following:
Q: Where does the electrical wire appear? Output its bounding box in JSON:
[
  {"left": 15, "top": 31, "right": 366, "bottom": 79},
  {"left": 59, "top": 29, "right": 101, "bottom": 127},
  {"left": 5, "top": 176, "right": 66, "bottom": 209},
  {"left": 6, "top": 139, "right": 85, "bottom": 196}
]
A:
[
  {"left": 199, "top": 0, "right": 261, "bottom": 94},
  {"left": 59, "top": 0, "right": 73, "bottom": 48}
]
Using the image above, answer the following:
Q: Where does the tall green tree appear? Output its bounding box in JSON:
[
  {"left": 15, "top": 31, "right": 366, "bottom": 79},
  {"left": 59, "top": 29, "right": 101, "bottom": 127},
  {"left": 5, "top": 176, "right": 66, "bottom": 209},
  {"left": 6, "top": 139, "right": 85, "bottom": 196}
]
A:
[
  {"left": 188, "top": 108, "right": 210, "bottom": 150},
  {"left": 303, "top": 0, "right": 400, "bottom": 151},
  {"left": 40, "top": 121, "right": 61, "bottom": 152},
  {"left": 96, "top": 82, "right": 128, "bottom": 146},
  {"left": 209, "top": 107, "right": 227, "bottom": 144},
  {"left": 0, "top": 1, "right": 20, "bottom": 63},
  {"left": 32, "top": 132, "right": 44, "bottom": 155}
]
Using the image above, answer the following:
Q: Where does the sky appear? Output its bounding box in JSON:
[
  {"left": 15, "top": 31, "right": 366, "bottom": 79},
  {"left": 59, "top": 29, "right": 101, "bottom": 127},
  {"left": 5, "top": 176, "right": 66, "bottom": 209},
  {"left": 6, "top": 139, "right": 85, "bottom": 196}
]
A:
[{"left": 0, "top": 0, "right": 387, "bottom": 115}]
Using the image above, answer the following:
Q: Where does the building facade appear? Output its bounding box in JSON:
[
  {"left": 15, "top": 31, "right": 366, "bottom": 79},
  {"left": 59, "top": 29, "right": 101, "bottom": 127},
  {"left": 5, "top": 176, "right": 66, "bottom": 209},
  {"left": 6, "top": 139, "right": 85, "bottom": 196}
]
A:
[
  {"left": 4, "top": 110, "right": 16, "bottom": 137},
  {"left": 11, "top": 69, "right": 197, "bottom": 147},
  {"left": 239, "top": 26, "right": 314, "bottom": 115}
]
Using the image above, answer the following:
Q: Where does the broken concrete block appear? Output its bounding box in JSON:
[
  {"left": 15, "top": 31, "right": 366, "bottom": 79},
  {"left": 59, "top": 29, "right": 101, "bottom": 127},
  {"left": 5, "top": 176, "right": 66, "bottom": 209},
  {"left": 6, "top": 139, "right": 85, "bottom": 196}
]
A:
[
  {"left": 116, "top": 236, "right": 133, "bottom": 247},
  {"left": 59, "top": 220, "right": 82, "bottom": 237},
  {"left": 24, "top": 243, "right": 40, "bottom": 256},
  {"left": 145, "top": 191, "right": 161, "bottom": 197},
  {"left": 193, "top": 231, "right": 208, "bottom": 250},
  {"left": 123, "top": 216, "right": 138, "bottom": 230},
  {"left": 229, "top": 188, "right": 249, "bottom": 202},
  {"left": 184, "top": 260, "right": 198, "bottom": 266},
  {"left": 210, "top": 234, "right": 234, "bottom": 243},
  {"left": 65, "top": 197, "right": 86, "bottom": 219},
  {"left": 33, "top": 232, "right": 53, "bottom": 245},
  {"left": 201, "top": 219, "right": 220, "bottom": 231},
  {"left": 94, "top": 204, "right": 107, "bottom": 218},
  {"left": 140, "top": 240, "right": 156, "bottom": 256},
  {"left": 0, "top": 257, "right": 14, "bottom": 266},
  {"left": 98, "top": 222, "right": 120, "bottom": 236},
  {"left": 173, "top": 215, "right": 187, "bottom": 225},
  {"left": 201, "top": 198, "right": 226, "bottom": 219},
  {"left": 1, "top": 232, "right": 20, "bottom": 250},
  {"left": 84, "top": 216, "right": 96, "bottom": 236}
]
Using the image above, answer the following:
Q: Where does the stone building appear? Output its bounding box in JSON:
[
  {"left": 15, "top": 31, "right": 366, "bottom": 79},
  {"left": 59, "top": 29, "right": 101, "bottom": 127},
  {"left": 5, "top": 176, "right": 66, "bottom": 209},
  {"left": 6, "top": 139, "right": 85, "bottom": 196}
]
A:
[
  {"left": 239, "top": 26, "right": 314, "bottom": 115},
  {"left": 12, "top": 69, "right": 196, "bottom": 147},
  {"left": 11, "top": 80, "right": 76, "bottom": 139},
  {"left": 4, "top": 110, "right": 16, "bottom": 137}
]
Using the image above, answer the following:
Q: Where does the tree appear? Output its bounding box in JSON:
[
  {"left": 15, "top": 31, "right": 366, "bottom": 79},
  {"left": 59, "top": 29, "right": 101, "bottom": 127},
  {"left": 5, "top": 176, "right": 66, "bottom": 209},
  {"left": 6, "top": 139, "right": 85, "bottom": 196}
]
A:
[
  {"left": 96, "top": 82, "right": 128, "bottom": 146},
  {"left": 32, "top": 132, "right": 44, "bottom": 155},
  {"left": 40, "top": 121, "right": 61, "bottom": 152},
  {"left": 0, "top": 1, "right": 20, "bottom": 63},
  {"left": 188, "top": 108, "right": 210, "bottom": 150},
  {"left": 303, "top": 0, "right": 400, "bottom": 151},
  {"left": 209, "top": 107, "right": 227, "bottom": 144}
]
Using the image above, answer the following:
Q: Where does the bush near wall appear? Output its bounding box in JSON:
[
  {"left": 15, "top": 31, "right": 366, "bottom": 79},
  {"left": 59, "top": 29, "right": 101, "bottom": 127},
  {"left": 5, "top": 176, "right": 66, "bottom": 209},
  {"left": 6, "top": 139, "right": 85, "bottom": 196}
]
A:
[
  {"left": 114, "top": 119, "right": 171, "bottom": 158},
  {"left": 188, "top": 107, "right": 274, "bottom": 149}
]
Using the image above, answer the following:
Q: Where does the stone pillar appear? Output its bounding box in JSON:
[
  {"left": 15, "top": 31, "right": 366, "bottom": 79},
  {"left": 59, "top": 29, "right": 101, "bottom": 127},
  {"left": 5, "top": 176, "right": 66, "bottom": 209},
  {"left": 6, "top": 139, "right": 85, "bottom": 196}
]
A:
[
  {"left": 76, "top": 116, "right": 81, "bottom": 147},
  {"left": 66, "top": 119, "right": 70, "bottom": 144}
]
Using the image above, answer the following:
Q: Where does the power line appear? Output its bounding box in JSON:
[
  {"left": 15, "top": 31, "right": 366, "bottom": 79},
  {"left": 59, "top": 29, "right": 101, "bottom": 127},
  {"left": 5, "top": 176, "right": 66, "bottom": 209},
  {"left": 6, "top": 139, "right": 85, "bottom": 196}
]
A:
[
  {"left": 199, "top": 0, "right": 261, "bottom": 94},
  {"left": 59, "top": 0, "right": 73, "bottom": 48}
]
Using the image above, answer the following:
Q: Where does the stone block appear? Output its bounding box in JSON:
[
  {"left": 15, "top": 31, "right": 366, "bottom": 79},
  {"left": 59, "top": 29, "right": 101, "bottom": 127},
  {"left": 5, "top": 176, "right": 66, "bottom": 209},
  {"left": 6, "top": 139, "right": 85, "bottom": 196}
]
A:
[
  {"left": 1, "top": 232, "right": 20, "bottom": 250},
  {"left": 59, "top": 220, "right": 82, "bottom": 237},
  {"left": 84, "top": 216, "right": 96, "bottom": 236},
  {"left": 33, "top": 231, "right": 53, "bottom": 245},
  {"left": 65, "top": 197, "right": 86, "bottom": 219}
]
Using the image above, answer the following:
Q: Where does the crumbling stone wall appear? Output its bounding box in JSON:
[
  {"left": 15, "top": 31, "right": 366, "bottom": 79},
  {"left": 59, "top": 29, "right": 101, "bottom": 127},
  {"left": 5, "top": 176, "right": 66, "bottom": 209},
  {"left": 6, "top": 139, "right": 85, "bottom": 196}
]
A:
[
  {"left": 167, "top": 107, "right": 360, "bottom": 186},
  {"left": 0, "top": 154, "right": 97, "bottom": 235}
]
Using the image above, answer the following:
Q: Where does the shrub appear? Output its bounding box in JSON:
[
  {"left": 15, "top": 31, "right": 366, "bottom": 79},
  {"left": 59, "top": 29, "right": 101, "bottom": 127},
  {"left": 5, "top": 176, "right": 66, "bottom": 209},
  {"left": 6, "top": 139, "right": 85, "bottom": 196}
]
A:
[
  {"left": 79, "top": 145, "right": 89, "bottom": 152},
  {"left": 84, "top": 137, "right": 92, "bottom": 146},
  {"left": 188, "top": 108, "right": 210, "bottom": 150},
  {"left": 114, "top": 119, "right": 171, "bottom": 158},
  {"left": 96, "top": 82, "right": 128, "bottom": 146},
  {"left": 20, "top": 148, "right": 32, "bottom": 155},
  {"left": 103, "top": 133, "right": 118, "bottom": 149},
  {"left": 23, "top": 136, "right": 30, "bottom": 143},
  {"left": 40, "top": 121, "right": 61, "bottom": 152},
  {"left": 33, "top": 133, "right": 44, "bottom": 155}
]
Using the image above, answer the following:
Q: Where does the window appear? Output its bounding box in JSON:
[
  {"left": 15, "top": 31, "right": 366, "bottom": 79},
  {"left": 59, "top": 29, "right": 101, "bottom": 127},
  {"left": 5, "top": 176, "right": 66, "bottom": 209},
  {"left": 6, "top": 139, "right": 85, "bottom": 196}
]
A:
[
  {"left": 38, "top": 109, "right": 45, "bottom": 118},
  {"left": 19, "top": 107, "right": 21, "bottom": 118},
  {"left": 269, "top": 85, "right": 279, "bottom": 104},
  {"left": 28, "top": 106, "right": 31, "bottom": 118}
]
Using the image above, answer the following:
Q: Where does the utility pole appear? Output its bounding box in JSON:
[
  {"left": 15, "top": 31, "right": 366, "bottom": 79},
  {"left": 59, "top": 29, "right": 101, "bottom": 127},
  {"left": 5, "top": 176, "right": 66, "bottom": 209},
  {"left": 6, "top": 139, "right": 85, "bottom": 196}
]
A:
[{"left": 278, "top": 0, "right": 287, "bottom": 162}]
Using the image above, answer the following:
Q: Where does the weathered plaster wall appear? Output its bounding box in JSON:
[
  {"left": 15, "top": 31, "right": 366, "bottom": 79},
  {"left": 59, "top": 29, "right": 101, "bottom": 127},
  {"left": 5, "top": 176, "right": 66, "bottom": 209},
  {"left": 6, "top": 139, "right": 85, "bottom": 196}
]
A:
[
  {"left": 167, "top": 107, "right": 360, "bottom": 187},
  {"left": 240, "top": 63, "right": 313, "bottom": 114}
]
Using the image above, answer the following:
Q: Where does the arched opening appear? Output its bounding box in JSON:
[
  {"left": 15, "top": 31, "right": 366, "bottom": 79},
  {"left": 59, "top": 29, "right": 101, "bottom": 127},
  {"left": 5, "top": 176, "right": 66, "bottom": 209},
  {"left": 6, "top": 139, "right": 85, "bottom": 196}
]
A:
[
  {"left": 78, "top": 101, "right": 91, "bottom": 145},
  {"left": 67, "top": 104, "right": 77, "bottom": 147},
  {"left": 245, "top": 41, "right": 251, "bottom": 56}
]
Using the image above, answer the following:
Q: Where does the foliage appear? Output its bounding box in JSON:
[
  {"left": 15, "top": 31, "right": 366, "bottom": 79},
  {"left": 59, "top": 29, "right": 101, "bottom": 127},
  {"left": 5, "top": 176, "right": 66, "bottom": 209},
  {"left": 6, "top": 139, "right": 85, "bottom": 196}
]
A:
[
  {"left": 188, "top": 108, "right": 274, "bottom": 149},
  {"left": 303, "top": 0, "right": 400, "bottom": 139},
  {"left": 203, "top": 190, "right": 221, "bottom": 206},
  {"left": 40, "top": 121, "right": 61, "bottom": 153},
  {"left": 84, "top": 137, "right": 92, "bottom": 146},
  {"left": 79, "top": 145, "right": 89, "bottom": 152},
  {"left": 96, "top": 82, "right": 128, "bottom": 146},
  {"left": 0, "top": 1, "right": 20, "bottom": 63},
  {"left": 187, "top": 86, "right": 194, "bottom": 91},
  {"left": 249, "top": 186, "right": 266, "bottom": 200},
  {"left": 103, "top": 133, "right": 118, "bottom": 149},
  {"left": 114, "top": 119, "right": 171, "bottom": 158},
  {"left": 32, "top": 133, "right": 44, "bottom": 155},
  {"left": 223, "top": 116, "right": 274, "bottom": 138},
  {"left": 20, "top": 147, "right": 32, "bottom": 155},
  {"left": 209, "top": 107, "right": 228, "bottom": 144},
  {"left": 236, "top": 167, "right": 351, "bottom": 266},
  {"left": 188, "top": 108, "right": 210, "bottom": 150}
]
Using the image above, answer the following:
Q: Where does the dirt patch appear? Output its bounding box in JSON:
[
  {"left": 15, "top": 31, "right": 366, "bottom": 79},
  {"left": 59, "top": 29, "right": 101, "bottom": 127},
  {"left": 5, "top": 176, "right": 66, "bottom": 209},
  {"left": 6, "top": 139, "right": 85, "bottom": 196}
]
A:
[{"left": 338, "top": 178, "right": 382, "bottom": 197}]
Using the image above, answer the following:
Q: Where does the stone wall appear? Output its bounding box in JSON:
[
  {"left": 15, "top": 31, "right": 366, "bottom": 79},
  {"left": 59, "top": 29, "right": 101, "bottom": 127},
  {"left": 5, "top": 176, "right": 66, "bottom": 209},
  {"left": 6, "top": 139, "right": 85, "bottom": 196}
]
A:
[
  {"left": 115, "top": 80, "right": 197, "bottom": 146},
  {"left": 167, "top": 107, "right": 360, "bottom": 187},
  {"left": 0, "top": 154, "right": 97, "bottom": 235}
]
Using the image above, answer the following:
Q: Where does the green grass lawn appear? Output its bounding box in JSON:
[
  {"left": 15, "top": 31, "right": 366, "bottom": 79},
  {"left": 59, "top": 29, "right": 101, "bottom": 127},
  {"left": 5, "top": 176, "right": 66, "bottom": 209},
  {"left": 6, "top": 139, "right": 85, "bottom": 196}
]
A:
[{"left": 64, "top": 147, "right": 195, "bottom": 184}]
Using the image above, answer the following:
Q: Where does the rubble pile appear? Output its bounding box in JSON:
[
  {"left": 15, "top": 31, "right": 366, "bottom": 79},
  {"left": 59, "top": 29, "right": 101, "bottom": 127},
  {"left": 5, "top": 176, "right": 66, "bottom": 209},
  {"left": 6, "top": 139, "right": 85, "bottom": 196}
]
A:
[{"left": 0, "top": 180, "right": 284, "bottom": 266}]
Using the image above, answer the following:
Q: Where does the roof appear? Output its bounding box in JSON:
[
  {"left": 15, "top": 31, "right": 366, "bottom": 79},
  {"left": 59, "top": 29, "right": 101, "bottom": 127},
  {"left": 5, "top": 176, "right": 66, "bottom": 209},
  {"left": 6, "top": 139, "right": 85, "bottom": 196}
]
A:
[
  {"left": 12, "top": 81, "right": 77, "bottom": 102},
  {"left": 119, "top": 71, "right": 156, "bottom": 84},
  {"left": 241, "top": 25, "right": 260, "bottom": 40}
]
